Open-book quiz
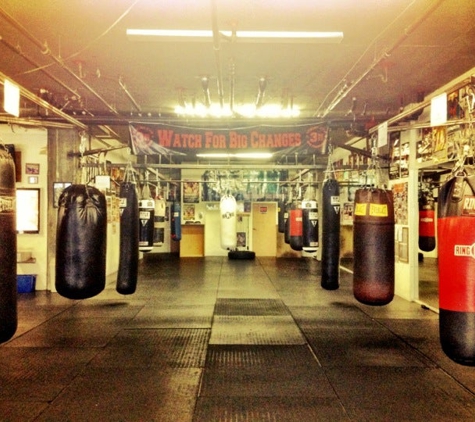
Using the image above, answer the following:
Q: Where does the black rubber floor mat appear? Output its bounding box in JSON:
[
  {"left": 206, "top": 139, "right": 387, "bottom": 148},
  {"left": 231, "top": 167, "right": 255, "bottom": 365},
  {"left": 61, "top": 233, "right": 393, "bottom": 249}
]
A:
[{"left": 214, "top": 298, "right": 289, "bottom": 316}]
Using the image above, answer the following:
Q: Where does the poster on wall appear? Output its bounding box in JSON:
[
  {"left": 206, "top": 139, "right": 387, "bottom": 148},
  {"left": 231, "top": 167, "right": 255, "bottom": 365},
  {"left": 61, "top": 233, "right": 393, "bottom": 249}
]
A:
[
  {"left": 183, "top": 181, "right": 200, "bottom": 203},
  {"left": 392, "top": 182, "right": 408, "bottom": 225}
]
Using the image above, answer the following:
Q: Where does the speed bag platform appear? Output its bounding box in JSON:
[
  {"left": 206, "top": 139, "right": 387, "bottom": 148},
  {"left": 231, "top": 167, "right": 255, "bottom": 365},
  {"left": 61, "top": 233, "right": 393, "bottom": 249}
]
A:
[
  {"left": 438, "top": 168, "right": 475, "bottom": 365},
  {"left": 228, "top": 250, "right": 256, "bottom": 260}
]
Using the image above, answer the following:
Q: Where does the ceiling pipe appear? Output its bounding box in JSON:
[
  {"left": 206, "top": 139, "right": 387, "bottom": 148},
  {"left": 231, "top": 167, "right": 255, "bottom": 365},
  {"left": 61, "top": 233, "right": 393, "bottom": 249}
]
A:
[
  {"left": 256, "top": 77, "right": 267, "bottom": 109},
  {"left": 0, "top": 36, "right": 83, "bottom": 106},
  {"left": 316, "top": 0, "right": 446, "bottom": 118},
  {"left": 210, "top": 0, "right": 225, "bottom": 108},
  {"left": 201, "top": 76, "right": 211, "bottom": 107},
  {"left": 119, "top": 77, "right": 142, "bottom": 112},
  {"left": 229, "top": 59, "right": 236, "bottom": 114},
  {"left": 0, "top": 6, "right": 120, "bottom": 116},
  {"left": 0, "top": 71, "right": 87, "bottom": 130}
]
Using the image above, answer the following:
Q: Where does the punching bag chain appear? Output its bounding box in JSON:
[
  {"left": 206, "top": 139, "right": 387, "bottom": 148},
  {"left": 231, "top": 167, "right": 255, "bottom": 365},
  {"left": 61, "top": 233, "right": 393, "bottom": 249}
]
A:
[{"left": 324, "top": 144, "right": 335, "bottom": 179}]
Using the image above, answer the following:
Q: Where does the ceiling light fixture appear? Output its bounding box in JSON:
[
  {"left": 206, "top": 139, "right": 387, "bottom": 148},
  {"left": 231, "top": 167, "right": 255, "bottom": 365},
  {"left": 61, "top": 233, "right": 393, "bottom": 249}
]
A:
[{"left": 126, "top": 29, "right": 343, "bottom": 43}]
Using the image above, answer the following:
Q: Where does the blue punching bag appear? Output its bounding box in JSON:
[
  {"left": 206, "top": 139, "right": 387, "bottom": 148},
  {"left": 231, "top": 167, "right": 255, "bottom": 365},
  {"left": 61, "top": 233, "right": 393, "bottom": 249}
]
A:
[{"left": 171, "top": 201, "right": 182, "bottom": 241}]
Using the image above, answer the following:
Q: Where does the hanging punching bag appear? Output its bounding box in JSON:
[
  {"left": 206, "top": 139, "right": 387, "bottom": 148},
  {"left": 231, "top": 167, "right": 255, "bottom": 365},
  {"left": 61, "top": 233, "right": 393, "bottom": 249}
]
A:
[
  {"left": 0, "top": 147, "right": 17, "bottom": 343},
  {"left": 284, "top": 202, "right": 291, "bottom": 244},
  {"left": 438, "top": 167, "right": 475, "bottom": 365},
  {"left": 289, "top": 202, "right": 303, "bottom": 251},
  {"left": 353, "top": 188, "right": 394, "bottom": 305},
  {"left": 321, "top": 178, "right": 341, "bottom": 290},
  {"left": 138, "top": 198, "right": 155, "bottom": 252},
  {"left": 153, "top": 196, "right": 166, "bottom": 246},
  {"left": 302, "top": 200, "right": 318, "bottom": 253},
  {"left": 278, "top": 199, "right": 286, "bottom": 233},
  {"left": 419, "top": 190, "right": 436, "bottom": 252},
  {"left": 171, "top": 201, "right": 182, "bottom": 241},
  {"left": 220, "top": 194, "right": 237, "bottom": 250},
  {"left": 116, "top": 182, "right": 139, "bottom": 295},
  {"left": 56, "top": 184, "right": 107, "bottom": 300}
]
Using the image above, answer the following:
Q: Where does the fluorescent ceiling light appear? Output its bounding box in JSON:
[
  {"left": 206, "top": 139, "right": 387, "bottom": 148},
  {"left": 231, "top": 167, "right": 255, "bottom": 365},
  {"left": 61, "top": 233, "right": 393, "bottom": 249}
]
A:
[
  {"left": 197, "top": 152, "right": 273, "bottom": 159},
  {"left": 127, "top": 29, "right": 343, "bottom": 43},
  {"left": 3, "top": 79, "right": 20, "bottom": 117}
]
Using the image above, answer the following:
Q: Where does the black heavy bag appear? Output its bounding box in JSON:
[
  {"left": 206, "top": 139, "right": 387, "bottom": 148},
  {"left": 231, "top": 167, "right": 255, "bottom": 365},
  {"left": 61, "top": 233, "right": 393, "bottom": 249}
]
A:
[
  {"left": 117, "top": 182, "right": 139, "bottom": 295},
  {"left": 284, "top": 202, "right": 291, "bottom": 244},
  {"left": 438, "top": 167, "right": 475, "bottom": 365},
  {"left": 138, "top": 198, "right": 154, "bottom": 252},
  {"left": 321, "top": 178, "right": 341, "bottom": 290},
  {"left": 56, "top": 184, "right": 107, "bottom": 300},
  {"left": 302, "top": 200, "right": 318, "bottom": 253},
  {"left": 171, "top": 201, "right": 182, "bottom": 241},
  {"left": 419, "top": 191, "right": 436, "bottom": 252},
  {"left": 0, "top": 147, "right": 17, "bottom": 343},
  {"left": 278, "top": 199, "right": 286, "bottom": 233},
  {"left": 353, "top": 188, "right": 394, "bottom": 305},
  {"left": 289, "top": 202, "right": 303, "bottom": 251}
]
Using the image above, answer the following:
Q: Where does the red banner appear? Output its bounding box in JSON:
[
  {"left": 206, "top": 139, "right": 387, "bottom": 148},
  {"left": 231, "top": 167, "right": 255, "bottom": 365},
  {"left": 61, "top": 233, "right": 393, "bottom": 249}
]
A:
[{"left": 129, "top": 122, "right": 327, "bottom": 156}]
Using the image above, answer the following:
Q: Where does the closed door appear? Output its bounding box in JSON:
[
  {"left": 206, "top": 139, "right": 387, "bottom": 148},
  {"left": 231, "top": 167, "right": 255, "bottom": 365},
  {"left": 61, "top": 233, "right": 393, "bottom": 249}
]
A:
[{"left": 252, "top": 203, "right": 277, "bottom": 256}]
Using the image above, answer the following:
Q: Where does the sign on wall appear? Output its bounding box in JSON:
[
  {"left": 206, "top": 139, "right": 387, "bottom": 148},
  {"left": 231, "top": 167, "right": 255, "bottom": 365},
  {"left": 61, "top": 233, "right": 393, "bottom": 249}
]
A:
[{"left": 129, "top": 122, "right": 328, "bottom": 156}]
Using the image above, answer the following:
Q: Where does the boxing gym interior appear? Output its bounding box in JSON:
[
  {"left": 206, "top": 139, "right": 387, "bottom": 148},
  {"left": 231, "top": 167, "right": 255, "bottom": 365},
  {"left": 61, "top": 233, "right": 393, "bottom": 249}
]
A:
[{"left": 2, "top": 1, "right": 475, "bottom": 421}]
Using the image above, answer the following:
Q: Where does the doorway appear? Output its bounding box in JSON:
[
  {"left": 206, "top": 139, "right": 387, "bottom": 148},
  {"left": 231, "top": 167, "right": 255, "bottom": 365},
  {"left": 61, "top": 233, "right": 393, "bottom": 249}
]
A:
[{"left": 251, "top": 202, "right": 277, "bottom": 256}]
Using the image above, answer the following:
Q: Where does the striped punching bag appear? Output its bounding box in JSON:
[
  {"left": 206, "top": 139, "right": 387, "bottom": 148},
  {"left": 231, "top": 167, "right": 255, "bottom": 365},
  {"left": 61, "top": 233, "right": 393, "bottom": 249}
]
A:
[
  {"left": 0, "top": 146, "right": 17, "bottom": 343},
  {"left": 220, "top": 194, "right": 237, "bottom": 250},
  {"left": 302, "top": 200, "right": 318, "bottom": 253},
  {"left": 116, "top": 182, "right": 139, "bottom": 295},
  {"left": 56, "top": 185, "right": 107, "bottom": 300},
  {"left": 321, "top": 178, "right": 341, "bottom": 290},
  {"left": 438, "top": 167, "right": 475, "bottom": 365},
  {"left": 353, "top": 188, "right": 394, "bottom": 306}
]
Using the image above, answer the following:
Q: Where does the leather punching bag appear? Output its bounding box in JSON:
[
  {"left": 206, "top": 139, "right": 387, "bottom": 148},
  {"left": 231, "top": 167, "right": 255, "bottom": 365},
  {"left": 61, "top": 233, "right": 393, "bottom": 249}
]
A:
[
  {"left": 56, "top": 184, "right": 107, "bottom": 300},
  {"left": 321, "top": 178, "right": 341, "bottom": 290},
  {"left": 353, "top": 188, "right": 394, "bottom": 306},
  {"left": 289, "top": 202, "right": 303, "bottom": 251},
  {"left": 284, "top": 202, "right": 291, "bottom": 244},
  {"left": 0, "top": 147, "right": 17, "bottom": 343},
  {"left": 302, "top": 200, "right": 318, "bottom": 253},
  {"left": 419, "top": 190, "right": 436, "bottom": 252},
  {"left": 171, "top": 201, "right": 182, "bottom": 241},
  {"left": 153, "top": 197, "right": 166, "bottom": 246},
  {"left": 117, "top": 182, "right": 139, "bottom": 295},
  {"left": 438, "top": 167, "right": 475, "bottom": 365},
  {"left": 278, "top": 199, "right": 286, "bottom": 233}
]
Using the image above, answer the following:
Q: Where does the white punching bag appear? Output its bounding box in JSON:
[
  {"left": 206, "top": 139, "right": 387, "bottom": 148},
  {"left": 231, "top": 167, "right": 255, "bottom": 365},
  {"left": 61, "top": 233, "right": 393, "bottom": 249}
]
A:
[{"left": 220, "top": 194, "right": 237, "bottom": 250}]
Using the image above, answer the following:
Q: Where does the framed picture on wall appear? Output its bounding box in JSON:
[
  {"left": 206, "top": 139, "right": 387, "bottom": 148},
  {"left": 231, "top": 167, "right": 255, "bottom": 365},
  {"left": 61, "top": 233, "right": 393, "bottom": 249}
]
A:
[{"left": 26, "top": 163, "right": 40, "bottom": 175}]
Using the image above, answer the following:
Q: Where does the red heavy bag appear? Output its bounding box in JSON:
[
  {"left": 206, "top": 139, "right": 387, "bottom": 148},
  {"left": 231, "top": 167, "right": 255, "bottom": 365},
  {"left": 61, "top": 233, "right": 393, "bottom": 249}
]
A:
[
  {"left": 289, "top": 202, "right": 303, "bottom": 251},
  {"left": 438, "top": 167, "right": 475, "bottom": 365},
  {"left": 117, "top": 182, "right": 139, "bottom": 295},
  {"left": 419, "top": 191, "right": 436, "bottom": 252},
  {"left": 56, "top": 184, "right": 107, "bottom": 300},
  {"left": 0, "top": 146, "right": 17, "bottom": 343},
  {"left": 321, "top": 178, "right": 341, "bottom": 290},
  {"left": 353, "top": 188, "right": 394, "bottom": 305}
]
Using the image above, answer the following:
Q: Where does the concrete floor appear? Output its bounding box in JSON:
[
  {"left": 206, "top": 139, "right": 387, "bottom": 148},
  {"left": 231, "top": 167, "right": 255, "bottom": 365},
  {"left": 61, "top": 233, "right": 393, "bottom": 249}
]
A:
[{"left": 1, "top": 255, "right": 474, "bottom": 421}]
